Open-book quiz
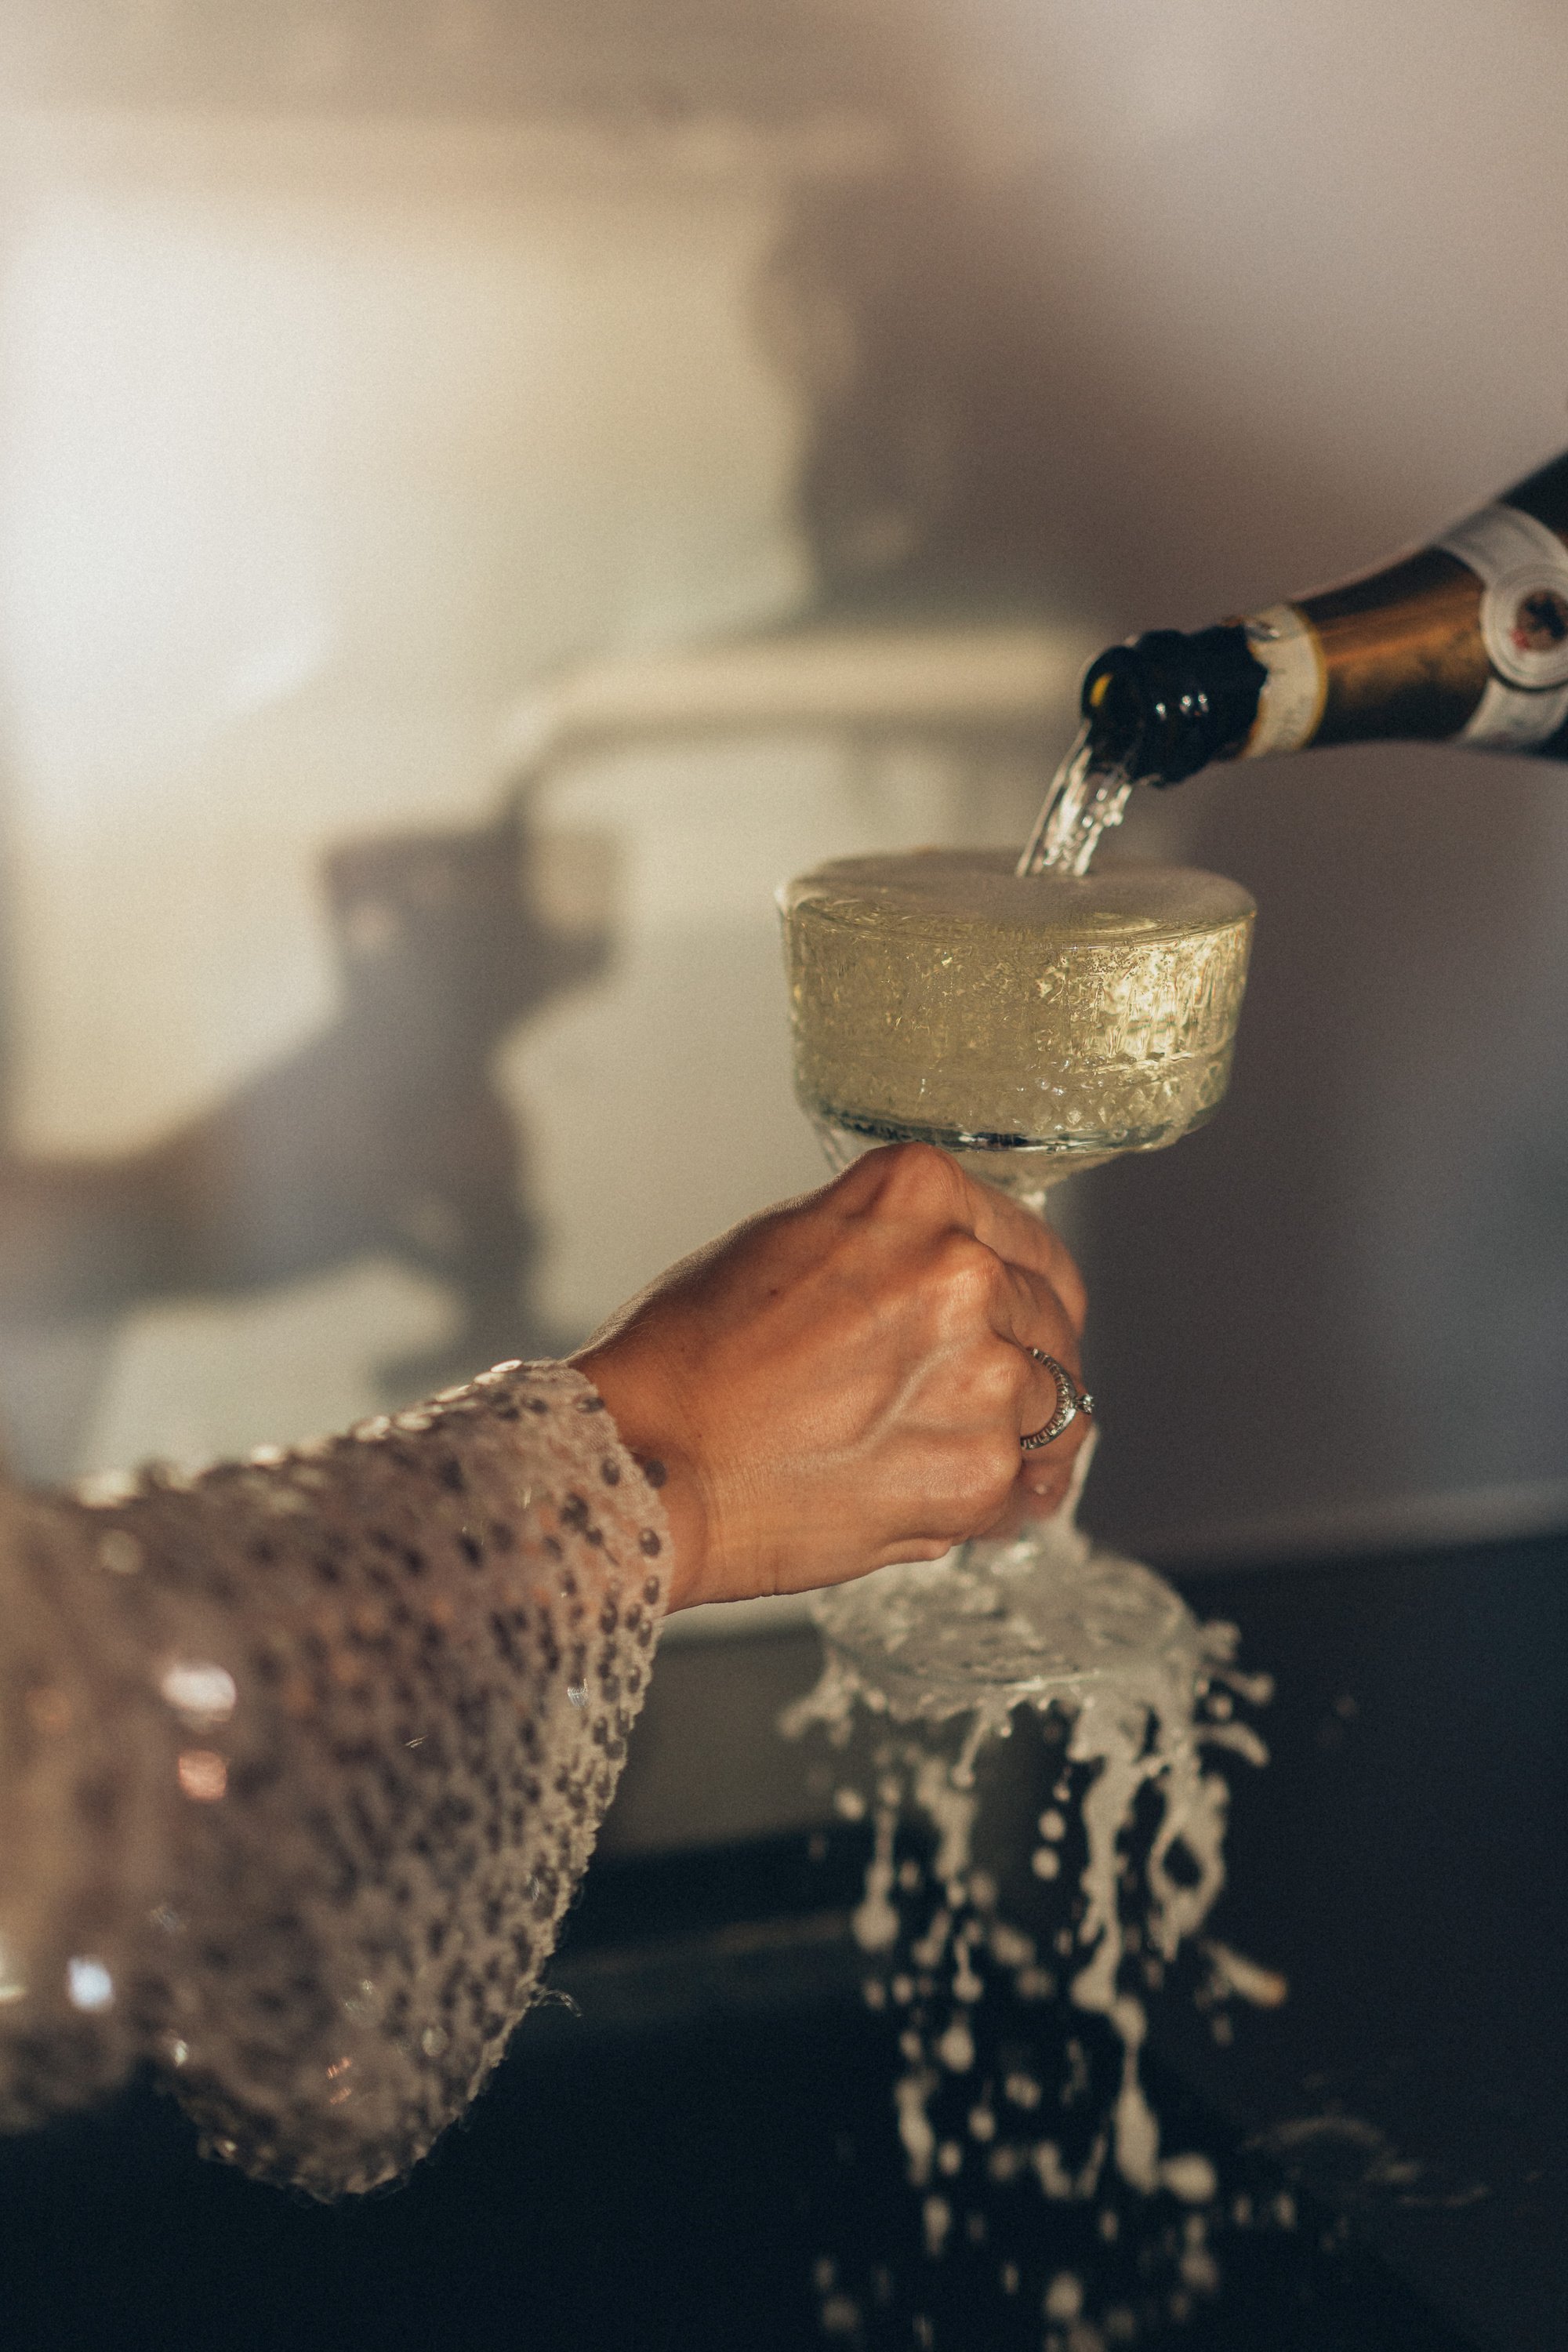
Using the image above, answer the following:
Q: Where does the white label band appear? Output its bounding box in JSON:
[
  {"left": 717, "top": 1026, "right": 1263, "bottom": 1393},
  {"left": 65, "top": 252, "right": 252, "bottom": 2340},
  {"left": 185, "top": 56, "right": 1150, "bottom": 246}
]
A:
[
  {"left": 1240, "top": 603, "right": 1327, "bottom": 759},
  {"left": 1436, "top": 501, "right": 1568, "bottom": 744},
  {"left": 1461, "top": 674, "right": 1568, "bottom": 750}
]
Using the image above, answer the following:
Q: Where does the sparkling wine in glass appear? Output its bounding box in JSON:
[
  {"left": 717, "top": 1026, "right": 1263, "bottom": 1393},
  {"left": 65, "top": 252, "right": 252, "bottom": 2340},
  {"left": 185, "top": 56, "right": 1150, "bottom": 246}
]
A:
[{"left": 778, "top": 846, "right": 1254, "bottom": 1736}]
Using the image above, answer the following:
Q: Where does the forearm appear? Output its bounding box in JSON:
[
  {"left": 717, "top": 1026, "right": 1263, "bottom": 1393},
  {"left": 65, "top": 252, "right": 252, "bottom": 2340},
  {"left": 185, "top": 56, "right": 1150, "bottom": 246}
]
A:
[{"left": 0, "top": 1362, "right": 670, "bottom": 2195}]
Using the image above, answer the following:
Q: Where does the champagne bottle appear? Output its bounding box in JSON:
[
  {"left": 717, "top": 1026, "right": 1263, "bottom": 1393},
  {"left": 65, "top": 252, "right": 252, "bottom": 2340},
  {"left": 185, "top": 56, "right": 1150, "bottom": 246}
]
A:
[{"left": 1078, "top": 447, "right": 1568, "bottom": 786}]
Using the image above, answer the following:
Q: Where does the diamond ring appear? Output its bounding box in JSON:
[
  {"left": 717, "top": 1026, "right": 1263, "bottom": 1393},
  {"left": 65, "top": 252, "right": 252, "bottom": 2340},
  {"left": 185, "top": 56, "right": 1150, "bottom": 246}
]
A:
[{"left": 1021, "top": 1351, "right": 1094, "bottom": 1450}]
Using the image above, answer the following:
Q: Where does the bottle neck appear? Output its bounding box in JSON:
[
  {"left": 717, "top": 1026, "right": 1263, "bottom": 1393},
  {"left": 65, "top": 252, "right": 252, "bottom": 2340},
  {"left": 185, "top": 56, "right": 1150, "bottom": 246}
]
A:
[{"left": 1080, "top": 625, "right": 1267, "bottom": 786}]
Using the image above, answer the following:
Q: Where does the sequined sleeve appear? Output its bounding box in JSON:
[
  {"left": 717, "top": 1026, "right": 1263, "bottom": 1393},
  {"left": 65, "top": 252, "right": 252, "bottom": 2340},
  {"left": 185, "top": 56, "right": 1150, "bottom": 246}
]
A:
[{"left": 0, "top": 1360, "right": 670, "bottom": 2198}]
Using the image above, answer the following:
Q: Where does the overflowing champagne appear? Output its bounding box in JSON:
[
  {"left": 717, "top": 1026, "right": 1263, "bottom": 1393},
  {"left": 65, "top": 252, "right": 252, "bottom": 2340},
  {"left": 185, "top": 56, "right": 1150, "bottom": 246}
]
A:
[{"left": 779, "top": 842, "right": 1269, "bottom": 2242}]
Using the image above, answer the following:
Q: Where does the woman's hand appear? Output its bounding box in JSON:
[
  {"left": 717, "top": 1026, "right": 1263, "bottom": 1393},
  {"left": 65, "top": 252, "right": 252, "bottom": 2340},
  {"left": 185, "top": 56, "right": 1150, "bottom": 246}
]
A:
[{"left": 573, "top": 1142, "right": 1089, "bottom": 1611}]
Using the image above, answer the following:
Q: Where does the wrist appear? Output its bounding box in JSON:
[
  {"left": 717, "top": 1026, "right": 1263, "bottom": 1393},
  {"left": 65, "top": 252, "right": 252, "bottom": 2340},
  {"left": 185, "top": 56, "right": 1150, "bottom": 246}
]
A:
[{"left": 572, "top": 1343, "right": 711, "bottom": 1612}]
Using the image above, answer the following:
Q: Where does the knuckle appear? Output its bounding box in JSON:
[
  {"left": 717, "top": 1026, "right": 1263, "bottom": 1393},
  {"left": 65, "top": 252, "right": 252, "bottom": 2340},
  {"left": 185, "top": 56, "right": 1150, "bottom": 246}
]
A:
[
  {"left": 1033, "top": 1222, "right": 1087, "bottom": 1321},
  {"left": 931, "top": 1229, "right": 997, "bottom": 1316},
  {"left": 974, "top": 1339, "right": 1027, "bottom": 1411},
  {"left": 1058, "top": 1258, "right": 1089, "bottom": 1335},
  {"left": 878, "top": 1138, "right": 960, "bottom": 1211}
]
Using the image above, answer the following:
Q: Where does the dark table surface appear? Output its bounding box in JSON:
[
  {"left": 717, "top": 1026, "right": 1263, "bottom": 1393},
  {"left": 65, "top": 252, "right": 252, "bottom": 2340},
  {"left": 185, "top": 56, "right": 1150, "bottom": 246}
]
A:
[
  {"left": 1156, "top": 1530, "right": 1568, "bottom": 2352},
  {"left": 0, "top": 1529, "right": 1562, "bottom": 2352}
]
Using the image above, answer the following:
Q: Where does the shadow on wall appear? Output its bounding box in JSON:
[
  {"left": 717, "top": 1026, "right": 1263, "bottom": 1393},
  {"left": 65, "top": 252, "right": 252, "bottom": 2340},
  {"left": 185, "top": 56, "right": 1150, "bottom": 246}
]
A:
[
  {"left": 757, "top": 160, "right": 1420, "bottom": 627},
  {"left": 0, "top": 797, "right": 614, "bottom": 1483},
  {"left": 1087, "top": 746, "right": 1568, "bottom": 1555},
  {"left": 0, "top": 125, "right": 1561, "bottom": 1537}
]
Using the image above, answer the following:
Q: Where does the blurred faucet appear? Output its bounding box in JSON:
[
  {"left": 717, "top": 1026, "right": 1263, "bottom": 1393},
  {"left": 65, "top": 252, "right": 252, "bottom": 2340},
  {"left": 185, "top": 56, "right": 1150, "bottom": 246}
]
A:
[{"left": 497, "top": 613, "right": 1097, "bottom": 787}]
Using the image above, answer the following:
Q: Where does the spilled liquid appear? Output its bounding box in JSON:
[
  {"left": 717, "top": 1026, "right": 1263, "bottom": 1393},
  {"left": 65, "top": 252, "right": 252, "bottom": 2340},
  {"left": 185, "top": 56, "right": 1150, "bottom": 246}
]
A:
[{"left": 784, "top": 1537, "right": 1287, "bottom": 2347}]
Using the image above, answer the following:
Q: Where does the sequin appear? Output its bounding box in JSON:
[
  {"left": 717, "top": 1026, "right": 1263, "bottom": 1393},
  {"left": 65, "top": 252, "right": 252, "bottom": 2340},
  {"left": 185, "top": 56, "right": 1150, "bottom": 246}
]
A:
[
  {"left": 96, "top": 1529, "right": 143, "bottom": 1576},
  {"left": 177, "top": 1750, "right": 229, "bottom": 1802},
  {"left": 66, "top": 1957, "right": 114, "bottom": 2012},
  {"left": 24, "top": 1686, "right": 70, "bottom": 1735},
  {"left": 74, "top": 1471, "right": 139, "bottom": 1508},
  {"left": 159, "top": 1662, "right": 238, "bottom": 1726},
  {"left": 0, "top": 1360, "right": 669, "bottom": 2196},
  {"left": 263, "top": 1486, "right": 312, "bottom": 1517}
]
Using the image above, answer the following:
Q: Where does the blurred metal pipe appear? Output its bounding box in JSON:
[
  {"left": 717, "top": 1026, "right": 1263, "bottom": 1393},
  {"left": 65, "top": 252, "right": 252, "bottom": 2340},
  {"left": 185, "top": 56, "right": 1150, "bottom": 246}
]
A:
[{"left": 497, "top": 618, "right": 1094, "bottom": 786}]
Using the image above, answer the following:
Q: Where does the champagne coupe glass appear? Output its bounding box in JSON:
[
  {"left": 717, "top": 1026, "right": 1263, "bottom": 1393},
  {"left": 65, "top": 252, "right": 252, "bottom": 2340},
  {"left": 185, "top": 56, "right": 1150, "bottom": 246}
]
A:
[{"left": 778, "top": 848, "right": 1255, "bottom": 1736}]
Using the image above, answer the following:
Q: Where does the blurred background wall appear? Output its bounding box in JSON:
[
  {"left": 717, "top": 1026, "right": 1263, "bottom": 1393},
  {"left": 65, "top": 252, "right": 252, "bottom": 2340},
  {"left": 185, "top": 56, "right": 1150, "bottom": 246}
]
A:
[{"left": 0, "top": 0, "right": 1563, "bottom": 1616}]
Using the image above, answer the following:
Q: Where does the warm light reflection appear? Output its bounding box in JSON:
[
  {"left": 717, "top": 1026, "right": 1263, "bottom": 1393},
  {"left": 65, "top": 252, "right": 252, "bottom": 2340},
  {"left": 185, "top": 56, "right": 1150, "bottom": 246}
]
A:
[{"left": 176, "top": 1748, "right": 229, "bottom": 1802}]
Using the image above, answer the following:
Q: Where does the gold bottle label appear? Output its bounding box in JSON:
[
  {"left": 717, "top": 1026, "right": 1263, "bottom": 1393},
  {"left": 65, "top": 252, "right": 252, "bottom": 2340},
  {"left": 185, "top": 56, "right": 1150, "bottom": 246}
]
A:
[{"left": 1240, "top": 602, "right": 1327, "bottom": 758}]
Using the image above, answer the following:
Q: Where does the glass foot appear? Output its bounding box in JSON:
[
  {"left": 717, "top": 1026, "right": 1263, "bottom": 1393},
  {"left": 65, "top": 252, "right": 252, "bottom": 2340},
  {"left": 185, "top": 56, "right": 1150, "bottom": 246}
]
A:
[{"left": 805, "top": 1516, "right": 1203, "bottom": 1733}]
